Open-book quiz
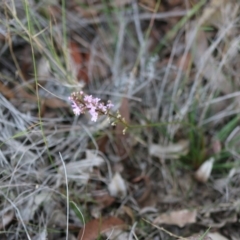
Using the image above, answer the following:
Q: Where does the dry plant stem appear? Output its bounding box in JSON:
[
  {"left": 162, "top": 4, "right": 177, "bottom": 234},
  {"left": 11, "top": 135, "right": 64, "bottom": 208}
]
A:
[
  {"left": 132, "top": 0, "right": 161, "bottom": 71},
  {"left": 143, "top": 219, "right": 189, "bottom": 240},
  {"left": 23, "top": 0, "right": 54, "bottom": 166},
  {"left": 3, "top": 4, "right": 27, "bottom": 83},
  {"left": 59, "top": 152, "right": 69, "bottom": 240}
]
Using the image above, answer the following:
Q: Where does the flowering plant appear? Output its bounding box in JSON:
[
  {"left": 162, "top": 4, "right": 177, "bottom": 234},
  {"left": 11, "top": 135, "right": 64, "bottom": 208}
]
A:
[{"left": 69, "top": 91, "right": 114, "bottom": 122}]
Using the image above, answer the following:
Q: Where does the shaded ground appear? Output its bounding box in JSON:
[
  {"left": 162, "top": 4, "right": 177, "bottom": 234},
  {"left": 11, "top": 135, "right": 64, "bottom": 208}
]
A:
[{"left": 0, "top": 0, "right": 240, "bottom": 239}]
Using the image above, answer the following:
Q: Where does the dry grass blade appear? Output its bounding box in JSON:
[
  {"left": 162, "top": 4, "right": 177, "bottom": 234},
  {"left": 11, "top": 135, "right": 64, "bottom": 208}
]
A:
[{"left": 1, "top": 0, "right": 240, "bottom": 239}]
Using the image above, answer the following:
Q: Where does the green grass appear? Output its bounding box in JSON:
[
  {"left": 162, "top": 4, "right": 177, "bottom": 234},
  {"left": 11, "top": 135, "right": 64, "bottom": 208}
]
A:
[
  {"left": 152, "top": 0, "right": 207, "bottom": 54},
  {"left": 216, "top": 115, "right": 240, "bottom": 142}
]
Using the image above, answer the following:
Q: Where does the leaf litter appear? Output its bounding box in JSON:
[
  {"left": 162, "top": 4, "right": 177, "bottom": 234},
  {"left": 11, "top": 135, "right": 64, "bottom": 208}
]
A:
[
  {"left": 108, "top": 172, "right": 127, "bottom": 198},
  {"left": 77, "top": 216, "right": 126, "bottom": 240},
  {"left": 1, "top": 0, "right": 240, "bottom": 239},
  {"left": 153, "top": 209, "right": 197, "bottom": 228},
  {"left": 194, "top": 157, "right": 214, "bottom": 183}
]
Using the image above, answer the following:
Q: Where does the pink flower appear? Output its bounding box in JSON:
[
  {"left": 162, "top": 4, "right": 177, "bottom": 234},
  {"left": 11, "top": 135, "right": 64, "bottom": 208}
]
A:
[
  {"left": 69, "top": 97, "right": 82, "bottom": 115},
  {"left": 84, "top": 95, "right": 93, "bottom": 102},
  {"left": 107, "top": 101, "right": 114, "bottom": 109},
  {"left": 69, "top": 91, "right": 114, "bottom": 122},
  {"left": 98, "top": 103, "right": 107, "bottom": 113},
  {"left": 89, "top": 107, "right": 98, "bottom": 122}
]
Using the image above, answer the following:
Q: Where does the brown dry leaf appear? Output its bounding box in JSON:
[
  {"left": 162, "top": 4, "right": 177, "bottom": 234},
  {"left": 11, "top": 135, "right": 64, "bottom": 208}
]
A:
[
  {"left": 80, "top": 52, "right": 90, "bottom": 83},
  {"left": 115, "top": 97, "right": 130, "bottom": 158},
  {"left": 195, "top": 157, "right": 214, "bottom": 183},
  {"left": 149, "top": 140, "right": 189, "bottom": 159},
  {"left": 15, "top": 83, "right": 68, "bottom": 112},
  {"left": 68, "top": 41, "right": 89, "bottom": 83},
  {"left": 168, "top": 0, "right": 183, "bottom": 7},
  {"left": 0, "top": 82, "right": 14, "bottom": 99},
  {"left": 46, "top": 5, "right": 61, "bottom": 20},
  {"left": 132, "top": 176, "right": 151, "bottom": 204},
  {"left": 153, "top": 209, "right": 197, "bottom": 227},
  {"left": 17, "top": 85, "right": 36, "bottom": 101},
  {"left": 44, "top": 98, "right": 68, "bottom": 109},
  {"left": 40, "top": 98, "right": 68, "bottom": 117},
  {"left": 116, "top": 97, "right": 130, "bottom": 131},
  {"left": 19, "top": 45, "right": 34, "bottom": 81},
  {"left": 94, "top": 194, "right": 116, "bottom": 209},
  {"left": 121, "top": 206, "right": 135, "bottom": 224},
  {"left": 96, "top": 135, "right": 109, "bottom": 153},
  {"left": 16, "top": 85, "right": 68, "bottom": 116},
  {"left": 77, "top": 216, "right": 126, "bottom": 240},
  {"left": 68, "top": 41, "right": 83, "bottom": 76},
  {"left": 75, "top": 4, "right": 100, "bottom": 18}
]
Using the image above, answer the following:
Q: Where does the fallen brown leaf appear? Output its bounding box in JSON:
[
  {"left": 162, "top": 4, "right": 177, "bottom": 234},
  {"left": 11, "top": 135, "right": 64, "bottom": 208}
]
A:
[
  {"left": 75, "top": 4, "right": 99, "bottom": 18},
  {"left": 69, "top": 42, "right": 82, "bottom": 68},
  {"left": 168, "top": 0, "right": 183, "bottom": 7},
  {"left": 47, "top": 5, "right": 61, "bottom": 20},
  {"left": 77, "top": 216, "right": 126, "bottom": 240},
  {"left": 44, "top": 98, "right": 69, "bottom": 109},
  {"left": 0, "top": 82, "right": 14, "bottom": 99},
  {"left": 41, "top": 98, "right": 68, "bottom": 116},
  {"left": 94, "top": 194, "right": 116, "bottom": 209},
  {"left": 115, "top": 97, "right": 131, "bottom": 159},
  {"left": 15, "top": 84, "right": 68, "bottom": 116},
  {"left": 132, "top": 176, "right": 152, "bottom": 204},
  {"left": 121, "top": 206, "right": 135, "bottom": 224},
  {"left": 96, "top": 135, "right": 108, "bottom": 153},
  {"left": 68, "top": 41, "right": 89, "bottom": 83}
]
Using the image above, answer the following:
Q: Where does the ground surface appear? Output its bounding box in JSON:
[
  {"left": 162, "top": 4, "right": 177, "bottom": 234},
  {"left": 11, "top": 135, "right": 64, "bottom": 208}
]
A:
[{"left": 0, "top": 0, "right": 240, "bottom": 239}]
